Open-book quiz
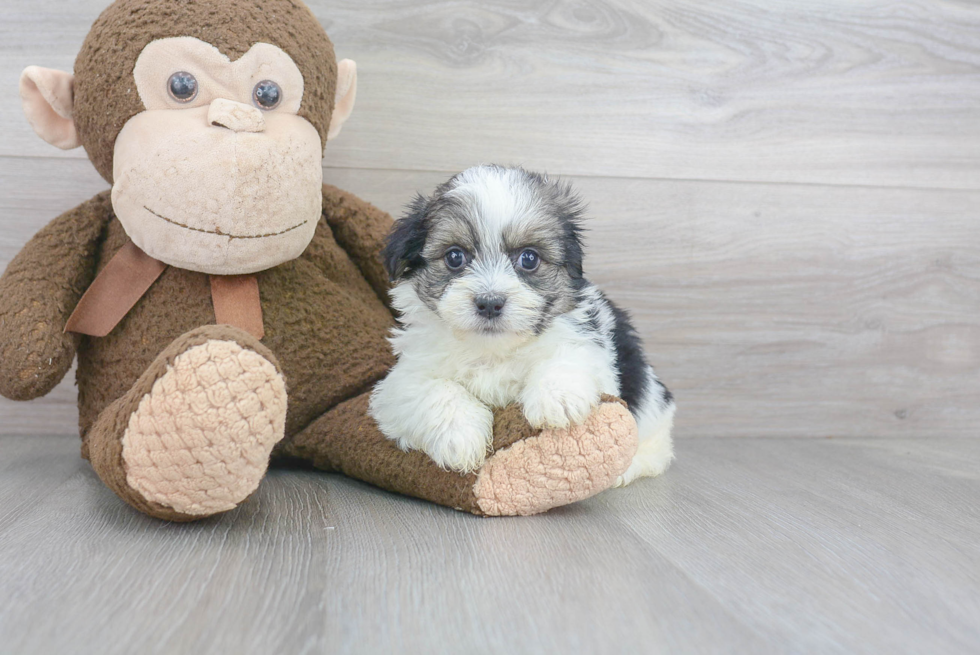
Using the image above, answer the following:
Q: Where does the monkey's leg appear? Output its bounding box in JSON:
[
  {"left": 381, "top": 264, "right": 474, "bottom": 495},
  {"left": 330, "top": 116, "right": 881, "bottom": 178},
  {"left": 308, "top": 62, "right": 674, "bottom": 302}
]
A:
[
  {"left": 276, "top": 393, "right": 638, "bottom": 516},
  {"left": 83, "top": 326, "right": 287, "bottom": 521}
]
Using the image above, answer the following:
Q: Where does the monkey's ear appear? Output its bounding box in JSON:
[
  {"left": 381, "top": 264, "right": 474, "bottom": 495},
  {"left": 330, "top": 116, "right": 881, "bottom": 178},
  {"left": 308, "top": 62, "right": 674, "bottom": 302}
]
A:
[
  {"left": 327, "top": 59, "right": 357, "bottom": 141},
  {"left": 20, "top": 66, "right": 81, "bottom": 150}
]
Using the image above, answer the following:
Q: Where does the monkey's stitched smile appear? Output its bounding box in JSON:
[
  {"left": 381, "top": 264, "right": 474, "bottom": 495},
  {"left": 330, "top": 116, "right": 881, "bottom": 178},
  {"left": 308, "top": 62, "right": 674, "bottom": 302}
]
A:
[{"left": 144, "top": 206, "right": 309, "bottom": 240}]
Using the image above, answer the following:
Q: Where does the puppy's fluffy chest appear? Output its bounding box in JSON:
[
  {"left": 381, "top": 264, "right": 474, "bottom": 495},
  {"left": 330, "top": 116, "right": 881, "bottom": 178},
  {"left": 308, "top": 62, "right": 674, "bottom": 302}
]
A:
[
  {"left": 454, "top": 356, "right": 528, "bottom": 408},
  {"left": 391, "top": 312, "right": 585, "bottom": 408}
]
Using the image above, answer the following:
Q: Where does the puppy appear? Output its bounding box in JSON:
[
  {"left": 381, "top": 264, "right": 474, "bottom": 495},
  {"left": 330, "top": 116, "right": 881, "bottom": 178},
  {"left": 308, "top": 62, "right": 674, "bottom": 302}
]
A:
[{"left": 369, "top": 165, "right": 675, "bottom": 486}]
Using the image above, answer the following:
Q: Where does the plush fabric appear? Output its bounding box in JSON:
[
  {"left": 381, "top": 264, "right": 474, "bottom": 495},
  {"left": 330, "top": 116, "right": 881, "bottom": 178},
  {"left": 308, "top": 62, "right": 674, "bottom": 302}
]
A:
[
  {"left": 320, "top": 184, "right": 395, "bottom": 307},
  {"left": 86, "top": 324, "right": 282, "bottom": 521},
  {"left": 327, "top": 60, "right": 357, "bottom": 140},
  {"left": 210, "top": 275, "right": 264, "bottom": 339},
  {"left": 74, "top": 0, "right": 337, "bottom": 183},
  {"left": 0, "top": 194, "right": 109, "bottom": 401},
  {"left": 276, "top": 391, "right": 484, "bottom": 513},
  {"left": 75, "top": 187, "right": 397, "bottom": 448},
  {"left": 64, "top": 241, "right": 167, "bottom": 337},
  {"left": 121, "top": 332, "right": 287, "bottom": 515},
  {"left": 110, "top": 104, "right": 324, "bottom": 274},
  {"left": 274, "top": 393, "right": 637, "bottom": 515},
  {"left": 206, "top": 98, "right": 268, "bottom": 133},
  {"left": 18, "top": 67, "right": 80, "bottom": 150},
  {"left": 133, "top": 39, "right": 306, "bottom": 117},
  {"left": 473, "top": 399, "right": 637, "bottom": 516}
]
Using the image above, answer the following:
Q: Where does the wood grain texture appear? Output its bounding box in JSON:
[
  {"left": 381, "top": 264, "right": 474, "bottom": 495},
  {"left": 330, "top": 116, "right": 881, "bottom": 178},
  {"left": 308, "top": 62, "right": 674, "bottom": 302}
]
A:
[
  {"left": 2, "top": 163, "right": 979, "bottom": 437},
  {"left": 0, "top": 435, "right": 977, "bottom": 654},
  {"left": 592, "top": 436, "right": 980, "bottom": 655},
  {"left": 2, "top": 0, "right": 980, "bottom": 188}
]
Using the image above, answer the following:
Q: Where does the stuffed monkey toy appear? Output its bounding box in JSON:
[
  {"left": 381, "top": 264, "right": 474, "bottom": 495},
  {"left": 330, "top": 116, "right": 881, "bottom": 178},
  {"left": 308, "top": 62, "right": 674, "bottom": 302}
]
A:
[{"left": 1, "top": 0, "right": 639, "bottom": 521}]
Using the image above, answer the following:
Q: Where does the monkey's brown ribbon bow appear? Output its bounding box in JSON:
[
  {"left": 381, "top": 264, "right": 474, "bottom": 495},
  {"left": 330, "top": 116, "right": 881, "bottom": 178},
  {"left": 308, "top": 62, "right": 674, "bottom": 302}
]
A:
[{"left": 64, "top": 241, "right": 264, "bottom": 339}]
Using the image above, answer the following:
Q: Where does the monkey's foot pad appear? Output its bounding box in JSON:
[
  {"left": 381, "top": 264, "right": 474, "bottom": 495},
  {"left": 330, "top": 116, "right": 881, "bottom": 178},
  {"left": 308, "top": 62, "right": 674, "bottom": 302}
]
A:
[
  {"left": 474, "top": 401, "right": 638, "bottom": 516},
  {"left": 121, "top": 339, "right": 287, "bottom": 516}
]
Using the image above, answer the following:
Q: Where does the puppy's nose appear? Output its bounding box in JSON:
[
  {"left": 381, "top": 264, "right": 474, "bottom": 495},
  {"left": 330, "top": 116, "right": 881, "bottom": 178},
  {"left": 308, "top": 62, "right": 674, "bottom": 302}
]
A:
[
  {"left": 474, "top": 295, "right": 506, "bottom": 319},
  {"left": 208, "top": 98, "right": 266, "bottom": 133}
]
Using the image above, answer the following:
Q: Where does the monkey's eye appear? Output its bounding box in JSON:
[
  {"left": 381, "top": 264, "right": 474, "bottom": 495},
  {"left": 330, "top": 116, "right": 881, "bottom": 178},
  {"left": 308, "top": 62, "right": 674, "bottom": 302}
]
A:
[
  {"left": 444, "top": 247, "right": 468, "bottom": 271},
  {"left": 167, "top": 72, "right": 198, "bottom": 103},
  {"left": 518, "top": 248, "right": 540, "bottom": 272},
  {"left": 253, "top": 80, "right": 282, "bottom": 110}
]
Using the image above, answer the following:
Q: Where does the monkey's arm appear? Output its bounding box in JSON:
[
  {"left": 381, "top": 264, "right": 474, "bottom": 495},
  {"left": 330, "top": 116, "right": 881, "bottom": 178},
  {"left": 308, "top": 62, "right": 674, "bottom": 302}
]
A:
[
  {"left": 321, "top": 184, "right": 393, "bottom": 308},
  {"left": 0, "top": 192, "right": 111, "bottom": 401}
]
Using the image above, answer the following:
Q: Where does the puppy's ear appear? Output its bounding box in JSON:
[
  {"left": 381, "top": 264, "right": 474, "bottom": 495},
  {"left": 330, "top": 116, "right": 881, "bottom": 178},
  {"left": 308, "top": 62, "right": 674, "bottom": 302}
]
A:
[
  {"left": 383, "top": 194, "right": 430, "bottom": 281},
  {"left": 556, "top": 183, "right": 586, "bottom": 279},
  {"left": 563, "top": 221, "right": 585, "bottom": 279}
]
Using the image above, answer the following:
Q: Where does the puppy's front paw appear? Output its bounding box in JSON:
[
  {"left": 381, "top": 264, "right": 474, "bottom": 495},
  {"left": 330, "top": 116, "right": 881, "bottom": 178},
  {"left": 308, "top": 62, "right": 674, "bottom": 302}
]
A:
[
  {"left": 521, "top": 371, "right": 599, "bottom": 430},
  {"left": 417, "top": 398, "right": 494, "bottom": 473},
  {"left": 373, "top": 378, "right": 494, "bottom": 474}
]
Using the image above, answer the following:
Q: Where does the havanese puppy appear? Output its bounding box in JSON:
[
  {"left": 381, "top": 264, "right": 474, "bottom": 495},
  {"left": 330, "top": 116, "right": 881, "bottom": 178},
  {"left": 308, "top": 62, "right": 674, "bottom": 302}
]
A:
[{"left": 369, "top": 165, "right": 675, "bottom": 486}]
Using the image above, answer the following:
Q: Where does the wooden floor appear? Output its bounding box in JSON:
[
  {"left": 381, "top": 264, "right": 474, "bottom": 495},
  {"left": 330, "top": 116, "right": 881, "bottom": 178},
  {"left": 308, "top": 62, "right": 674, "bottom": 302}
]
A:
[
  {"left": 0, "top": 435, "right": 977, "bottom": 654},
  {"left": 2, "top": 0, "right": 980, "bottom": 653}
]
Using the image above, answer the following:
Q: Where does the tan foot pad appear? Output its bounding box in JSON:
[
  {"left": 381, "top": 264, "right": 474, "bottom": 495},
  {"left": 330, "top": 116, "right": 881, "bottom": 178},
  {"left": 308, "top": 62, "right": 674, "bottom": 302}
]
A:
[
  {"left": 473, "top": 401, "right": 639, "bottom": 516},
  {"left": 122, "top": 339, "right": 287, "bottom": 516}
]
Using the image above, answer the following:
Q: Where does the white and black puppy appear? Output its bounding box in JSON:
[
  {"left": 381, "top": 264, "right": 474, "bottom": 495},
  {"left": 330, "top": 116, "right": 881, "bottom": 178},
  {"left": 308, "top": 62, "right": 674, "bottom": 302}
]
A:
[{"left": 369, "top": 165, "right": 675, "bottom": 486}]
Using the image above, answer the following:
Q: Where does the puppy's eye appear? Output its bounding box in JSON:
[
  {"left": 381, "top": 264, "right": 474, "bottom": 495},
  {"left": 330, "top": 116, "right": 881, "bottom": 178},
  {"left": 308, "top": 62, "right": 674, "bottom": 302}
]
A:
[
  {"left": 444, "top": 247, "right": 468, "bottom": 271},
  {"left": 168, "top": 72, "right": 198, "bottom": 103},
  {"left": 518, "top": 248, "right": 540, "bottom": 272},
  {"left": 253, "top": 80, "right": 282, "bottom": 110}
]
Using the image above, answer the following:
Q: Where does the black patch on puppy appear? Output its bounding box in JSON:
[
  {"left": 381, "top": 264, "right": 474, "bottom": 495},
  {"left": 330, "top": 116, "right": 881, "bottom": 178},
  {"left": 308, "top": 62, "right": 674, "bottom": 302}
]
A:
[
  {"left": 605, "top": 295, "right": 651, "bottom": 412},
  {"left": 581, "top": 298, "right": 607, "bottom": 348},
  {"left": 529, "top": 172, "right": 587, "bottom": 283},
  {"left": 383, "top": 194, "right": 430, "bottom": 281},
  {"left": 511, "top": 170, "right": 589, "bottom": 327},
  {"left": 554, "top": 193, "right": 586, "bottom": 281},
  {"left": 531, "top": 294, "right": 558, "bottom": 335}
]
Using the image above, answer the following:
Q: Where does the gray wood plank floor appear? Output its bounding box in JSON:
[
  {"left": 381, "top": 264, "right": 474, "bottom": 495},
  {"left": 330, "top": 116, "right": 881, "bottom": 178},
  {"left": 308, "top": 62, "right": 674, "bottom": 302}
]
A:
[{"left": 1, "top": 435, "right": 977, "bottom": 654}]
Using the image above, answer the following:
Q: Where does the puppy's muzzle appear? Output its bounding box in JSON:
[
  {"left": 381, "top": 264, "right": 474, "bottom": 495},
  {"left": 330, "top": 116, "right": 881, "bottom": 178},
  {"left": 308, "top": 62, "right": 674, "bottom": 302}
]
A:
[{"left": 474, "top": 294, "right": 506, "bottom": 319}]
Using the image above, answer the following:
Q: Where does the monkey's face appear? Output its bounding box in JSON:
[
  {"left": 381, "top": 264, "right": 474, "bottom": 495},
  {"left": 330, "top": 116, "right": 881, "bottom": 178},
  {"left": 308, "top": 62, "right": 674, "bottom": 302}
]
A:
[
  {"left": 21, "top": 0, "right": 356, "bottom": 274},
  {"left": 109, "top": 37, "right": 323, "bottom": 275}
]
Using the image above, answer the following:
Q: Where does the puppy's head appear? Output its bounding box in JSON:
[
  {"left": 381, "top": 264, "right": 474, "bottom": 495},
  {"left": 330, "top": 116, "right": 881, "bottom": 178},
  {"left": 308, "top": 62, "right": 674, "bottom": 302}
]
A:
[{"left": 383, "top": 165, "right": 586, "bottom": 338}]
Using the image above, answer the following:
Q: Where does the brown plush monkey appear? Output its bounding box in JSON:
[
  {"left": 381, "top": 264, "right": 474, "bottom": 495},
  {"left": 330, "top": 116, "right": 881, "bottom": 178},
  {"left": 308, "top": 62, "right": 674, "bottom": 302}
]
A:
[{"left": 1, "top": 0, "right": 639, "bottom": 521}]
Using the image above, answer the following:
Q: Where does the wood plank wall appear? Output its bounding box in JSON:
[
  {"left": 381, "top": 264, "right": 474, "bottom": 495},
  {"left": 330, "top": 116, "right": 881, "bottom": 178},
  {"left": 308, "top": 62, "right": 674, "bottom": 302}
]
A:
[{"left": 1, "top": 0, "right": 978, "bottom": 438}]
